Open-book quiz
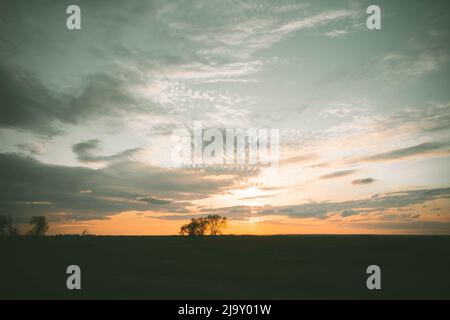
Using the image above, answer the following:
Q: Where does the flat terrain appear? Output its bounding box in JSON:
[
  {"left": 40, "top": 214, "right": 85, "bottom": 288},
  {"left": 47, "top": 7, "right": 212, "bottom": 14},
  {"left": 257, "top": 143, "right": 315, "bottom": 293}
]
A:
[{"left": 1, "top": 235, "right": 449, "bottom": 299}]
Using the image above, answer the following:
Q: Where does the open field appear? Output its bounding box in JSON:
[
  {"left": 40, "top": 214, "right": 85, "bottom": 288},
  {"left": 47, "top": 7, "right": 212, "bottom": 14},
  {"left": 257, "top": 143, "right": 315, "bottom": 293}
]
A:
[{"left": 1, "top": 235, "right": 449, "bottom": 299}]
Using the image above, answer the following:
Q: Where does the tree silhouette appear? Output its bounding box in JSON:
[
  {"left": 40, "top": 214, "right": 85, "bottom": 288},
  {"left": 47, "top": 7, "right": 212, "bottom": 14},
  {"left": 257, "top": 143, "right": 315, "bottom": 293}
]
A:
[
  {"left": 205, "top": 215, "right": 227, "bottom": 235},
  {"left": 0, "top": 215, "right": 19, "bottom": 236},
  {"left": 179, "top": 218, "right": 208, "bottom": 236},
  {"left": 28, "top": 216, "right": 48, "bottom": 236},
  {"left": 179, "top": 215, "right": 227, "bottom": 236},
  {"left": 0, "top": 215, "right": 7, "bottom": 236}
]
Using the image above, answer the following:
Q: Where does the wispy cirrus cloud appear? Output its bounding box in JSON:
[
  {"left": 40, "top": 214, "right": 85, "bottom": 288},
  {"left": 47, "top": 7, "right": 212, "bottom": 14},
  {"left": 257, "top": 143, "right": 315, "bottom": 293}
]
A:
[
  {"left": 381, "top": 51, "right": 449, "bottom": 85},
  {"left": 275, "top": 10, "right": 354, "bottom": 35},
  {"left": 324, "top": 29, "right": 348, "bottom": 38},
  {"left": 192, "top": 8, "right": 357, "bottom": 60}
]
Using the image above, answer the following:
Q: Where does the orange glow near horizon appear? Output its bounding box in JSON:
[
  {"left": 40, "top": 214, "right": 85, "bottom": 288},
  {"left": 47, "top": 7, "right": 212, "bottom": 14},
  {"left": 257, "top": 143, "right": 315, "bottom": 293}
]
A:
[{"left": 44, "top": 200, "right": 450, "bottom": 236}]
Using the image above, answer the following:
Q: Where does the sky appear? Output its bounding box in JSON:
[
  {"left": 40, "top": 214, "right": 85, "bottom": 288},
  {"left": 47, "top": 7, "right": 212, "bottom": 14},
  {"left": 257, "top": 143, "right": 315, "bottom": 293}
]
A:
[{"left": 0, "top": 0, "right": 449, "bottom": 235}]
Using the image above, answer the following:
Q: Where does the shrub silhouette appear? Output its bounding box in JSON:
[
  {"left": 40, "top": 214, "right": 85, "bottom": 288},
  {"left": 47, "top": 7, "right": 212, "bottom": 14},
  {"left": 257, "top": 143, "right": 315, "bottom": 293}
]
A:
[
  {"left": 0, "top": 215, "right": 8, "bottom": 236},
  {"left": 28, "top": 216, "right": 48, "bottom": 236}
]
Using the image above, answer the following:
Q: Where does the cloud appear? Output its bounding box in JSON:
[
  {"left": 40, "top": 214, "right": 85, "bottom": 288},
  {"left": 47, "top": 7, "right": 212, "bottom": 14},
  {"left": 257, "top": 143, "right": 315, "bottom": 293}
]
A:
[
  {"left": 0, "top": 65, "right": 63, "bottom": 136},
  {"left": 62, "top": 73, "right": 142, "bottom": 124},
  {"left": 378, "top": 22, "right": 450, "bottom": 86},
  {"left": 16, "top": 141, "right": 48, "bottom": 155},
  {"left": 280, "top": 153, "right": 318, "bottom": 166},
  {"left": 324, "top": 29, "right": 348, "bottom": 38},
  {"left": 199, "top": 205, "right": 255, "bottom": 219},
  {"left": 158, "top": 61, "right": 263, "bottom": 82},
  {"left": 274, "top": 10, "right": 355, "bottom": 35},
  {"left": 174, "top": 5, "right": 357, "bottom": 61},
  {"left": 72, "top": 139, "right": 140, "bottom": 163},
  {"left": 0, "top": 65, "right": 145, "bottom": 136},
  {"left": 0, "top": 153, "right": 243, "bottom": 222},
  {"left": 340, "top": 210, "right": 359, "bottom": 217},
  {"left": 381, "top": 51, "right": 449, "bottom": 85},
  {"left": 355, "top": 142, "right": 449, "bottom": 163},
  {"left": 136, "top": 196, "right": 172, "bottom": 205},
  {"left": 239, "top": 194, "right": 276, "bottom": 201},
  {"left": 255, "top": 187, "right": 450, "bottom": 219},
  {"left": 0, "top": 2, "right": 361, "bottom": 140},
  {"left": 320, "top": 169, "right": 357, "bottom": 180},
  {"left": 352, "top": 178, "right": 376, "bottom": 185}
]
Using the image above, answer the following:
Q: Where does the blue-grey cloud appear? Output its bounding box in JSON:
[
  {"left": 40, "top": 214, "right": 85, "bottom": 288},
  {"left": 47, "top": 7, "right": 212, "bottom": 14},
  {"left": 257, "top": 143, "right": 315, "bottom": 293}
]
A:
[
  {"left": 136, "top": 196, "right": 172, "bottom": 205},
  {"left": 72, "top": 139, "right": 140, "bottom": 163},
  {"left": 355, "top": 142, "right": 449, "bottom": 163},
  {"left": 0, "top": 66, "right": 143, "bottom": 136},
  {"left": 352, "top": 178, "right": 376, "bottom": 185},
  {"left": 0, "top": 65, "right": 63, "bottom": 136},
  {"left": 262, "top": 188, "right": 450, "bottom": 219},
  {"left": 320, "top": 169, "right": 357, "bottom": 180},
  {"left": 0, "top": 153, "right": 244, "bottom": 222}
]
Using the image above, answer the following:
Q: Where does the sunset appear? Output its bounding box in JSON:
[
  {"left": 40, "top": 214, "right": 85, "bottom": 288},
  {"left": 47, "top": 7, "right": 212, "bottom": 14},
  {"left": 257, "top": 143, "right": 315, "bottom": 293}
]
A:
[
  {"left": 1, "top": 0, "right": 449, "bottom": 303},
  {"left": 1, "top": 0, "right": 448, "bottom": 236}
]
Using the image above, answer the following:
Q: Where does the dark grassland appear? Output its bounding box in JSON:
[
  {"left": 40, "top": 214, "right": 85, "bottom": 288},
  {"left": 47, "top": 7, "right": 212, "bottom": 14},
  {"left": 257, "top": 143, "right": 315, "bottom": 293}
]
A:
[{"left": 1, "top": 235, "right": 449, "bottom": 299}]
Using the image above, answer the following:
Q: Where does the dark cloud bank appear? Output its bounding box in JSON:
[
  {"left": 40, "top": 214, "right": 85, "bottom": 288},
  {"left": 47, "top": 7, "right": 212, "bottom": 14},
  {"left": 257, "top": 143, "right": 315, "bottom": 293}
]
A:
[
  {"left": 0, "top": 153, "right": 240, "bottom": 222},
  {"left": 0, "top": 66, "right": 143, "bottom": 136}
]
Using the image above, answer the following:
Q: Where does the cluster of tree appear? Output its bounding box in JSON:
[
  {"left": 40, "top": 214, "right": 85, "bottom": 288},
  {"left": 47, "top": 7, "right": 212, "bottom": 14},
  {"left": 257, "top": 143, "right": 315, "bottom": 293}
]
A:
[
  {"left": 0, "top": 215, "right": 49, "bottom": 237},
  {"left": 179, "top": 215, "right": 227, "bottom": 236}
]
